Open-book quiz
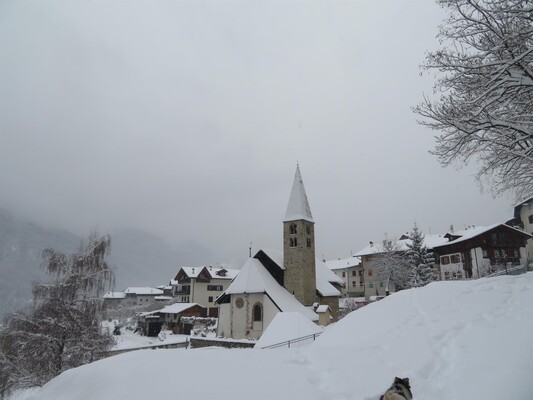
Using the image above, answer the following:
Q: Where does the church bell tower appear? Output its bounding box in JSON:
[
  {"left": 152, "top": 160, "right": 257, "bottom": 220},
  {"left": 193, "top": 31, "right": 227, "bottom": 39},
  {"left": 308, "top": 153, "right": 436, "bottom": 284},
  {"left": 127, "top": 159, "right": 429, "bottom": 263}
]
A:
[{"left": 283, "top": 165, "right": 317, "bottom": 306}]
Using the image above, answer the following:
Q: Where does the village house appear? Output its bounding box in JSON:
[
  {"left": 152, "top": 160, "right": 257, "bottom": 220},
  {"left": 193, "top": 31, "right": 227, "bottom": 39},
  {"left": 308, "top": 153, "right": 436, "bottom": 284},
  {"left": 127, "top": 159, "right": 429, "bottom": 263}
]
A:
[
  {"left": 432, "top": 223, "right": 531, "bottom": 280},
  {"left": 102, "top": 291, "right": 126, "bottom": 309},
  {"left": 123, "top": 287, "right": 164, "bottom": 307},
  {"left": 216, "top": 165, "right": 342, "bottom": 340},
  {"left": 507, "top": 196, "right": 533, "bottom": 261},
  {"left": 172, "top": 265, "right": 239, "bottom": 317},
  {"left": 324, "top": 256, "right": 364, "bottom": 297},
  {"left": 137, "top": 303, "right": 206, "bottom": 337},
  {"left": 352, "top": 224, "right": 530, "bottom": 296}
]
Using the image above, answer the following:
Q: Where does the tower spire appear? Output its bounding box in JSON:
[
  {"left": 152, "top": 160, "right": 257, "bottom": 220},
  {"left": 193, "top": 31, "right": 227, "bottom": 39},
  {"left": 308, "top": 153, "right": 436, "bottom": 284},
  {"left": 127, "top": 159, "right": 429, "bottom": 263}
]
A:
[{"left": 284, "top": 164, "right": 313, "bottom": 222}]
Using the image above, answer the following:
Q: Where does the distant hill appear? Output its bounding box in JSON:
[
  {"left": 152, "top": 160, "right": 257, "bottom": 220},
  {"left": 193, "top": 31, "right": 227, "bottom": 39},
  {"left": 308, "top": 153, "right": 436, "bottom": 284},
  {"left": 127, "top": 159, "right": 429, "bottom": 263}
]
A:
[
  {"left": 0, "top": 210, "right": 213, "bottom": 319},
  {"left": 107, "top": 228, "right": 214, "bottom": 288},
  {"left": 0, "top": 210, "right": 80, "bottom": 318}
]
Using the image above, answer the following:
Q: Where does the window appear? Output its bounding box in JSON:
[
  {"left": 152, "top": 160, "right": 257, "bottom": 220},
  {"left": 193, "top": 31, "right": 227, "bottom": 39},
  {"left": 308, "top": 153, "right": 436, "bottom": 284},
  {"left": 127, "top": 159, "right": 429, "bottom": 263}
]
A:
[
  {"left": 368, "top": 283, "right": 374, "bottom": 288},
  {"left": 359, "top": 270, "right": 363, "bottom": 276},
  {"left": 307, "top": 238, "right": 312, "bottom": 247},
  {"left": 367, "top": 268, "right": 373, "bottom": 277},
  {"left": 450, "top": 254, "right": 461, "bottom": 263},
  {"left": 290, "top": 237, "right": 297, "bottom": 247},
  {"left": 352, "top": 270, "right": 357, "bottom": 276},
  {"left": 380, "top": 282, "right": 384, "bottom": 287},
  {"left": 342, "top": 272, "right": 346, "bottom": 277},
  {"left": 208, "top": 296, "right": 213, "bottom": 303},
  {"left": 441, "top": 255, "right": 450, "bottom": 265},
  {"left": 290, "top": 224, "right": 297, "bottom": 234},
  {"left": 253, "top": 303, "right": 262, "bottom": 322},
  {"left": 482, "top": 249, "right": 489, "bottom": 258},
  {"left": 529, "top": 215, "right": 533, "bottom": 224},
  {"left": 207, "top": 285, "right": 223, "bottom": 291},
  {"left": 352, "top": 281, "right": 356, "bottom": 287},
  {"left": 306, "top": 225, "right": 311, "bottom": 235}
]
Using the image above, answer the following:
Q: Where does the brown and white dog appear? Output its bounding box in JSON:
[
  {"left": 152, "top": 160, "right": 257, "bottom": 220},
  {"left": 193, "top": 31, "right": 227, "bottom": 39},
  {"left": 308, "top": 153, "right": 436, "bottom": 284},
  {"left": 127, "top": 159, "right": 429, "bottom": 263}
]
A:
[{"left": 379, "top": 377, "right": 413, "bottom": 400}]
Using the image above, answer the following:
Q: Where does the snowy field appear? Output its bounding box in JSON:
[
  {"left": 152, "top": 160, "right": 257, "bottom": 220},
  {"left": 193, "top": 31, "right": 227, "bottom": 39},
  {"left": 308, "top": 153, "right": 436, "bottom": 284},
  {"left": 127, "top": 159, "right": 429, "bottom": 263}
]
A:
[{"left": 14, "top": 273, "right": 533, "bottom": 400}]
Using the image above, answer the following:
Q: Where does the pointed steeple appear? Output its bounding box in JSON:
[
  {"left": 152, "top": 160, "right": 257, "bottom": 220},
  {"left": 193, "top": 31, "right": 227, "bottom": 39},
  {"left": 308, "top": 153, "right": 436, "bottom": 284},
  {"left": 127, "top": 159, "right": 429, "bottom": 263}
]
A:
[{"left": 284, "top": 164, "right": 313, "bottom": 223}]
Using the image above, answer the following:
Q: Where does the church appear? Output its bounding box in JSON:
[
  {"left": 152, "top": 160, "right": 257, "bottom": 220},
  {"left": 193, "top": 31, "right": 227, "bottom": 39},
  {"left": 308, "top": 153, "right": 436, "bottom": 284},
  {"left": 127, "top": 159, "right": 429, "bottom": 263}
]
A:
[{"left": 216, "top": 165, "right": 342, "bottom": 340}]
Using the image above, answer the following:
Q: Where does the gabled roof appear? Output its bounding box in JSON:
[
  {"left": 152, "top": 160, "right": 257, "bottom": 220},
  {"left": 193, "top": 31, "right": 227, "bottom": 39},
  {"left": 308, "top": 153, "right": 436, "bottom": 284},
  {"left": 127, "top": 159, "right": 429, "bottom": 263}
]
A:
[
  {"left": 433, "top": 223, "right": 532, "bottom": 248},
  {"left": 284, "top": 165, "right": 314, "bottom": 223},
  {"left": 175, "top": 266, "right": 239, "bottom": 281},
  {"left": 103, "top": 291, "right": 126, "bottom": 299},
  {"left": 158, "top": 303, "right": 203, "bottom": 314},
  {"left": 324, "top": 256, "right": 361, "bottom": 271},
  {"left": 316, "top": 261, "right": 343, "bottom": 297},
  {"left": 223, "top": 258, "right": 318, "bottom": 321},
  {"left": 124, "top": 287, "right": 164, "bottom": 296}
]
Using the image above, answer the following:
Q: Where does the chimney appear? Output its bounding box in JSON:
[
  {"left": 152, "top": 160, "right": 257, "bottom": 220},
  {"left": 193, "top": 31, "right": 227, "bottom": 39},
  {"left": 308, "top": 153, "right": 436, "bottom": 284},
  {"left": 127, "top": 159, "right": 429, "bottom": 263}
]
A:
[{"left": 369, "top": 241, "right": 374, "bottom": 247}]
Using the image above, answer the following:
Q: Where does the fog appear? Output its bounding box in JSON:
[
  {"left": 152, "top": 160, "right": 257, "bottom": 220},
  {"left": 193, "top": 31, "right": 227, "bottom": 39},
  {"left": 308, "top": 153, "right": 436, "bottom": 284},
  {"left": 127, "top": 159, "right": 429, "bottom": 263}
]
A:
[{"left": 0, "top": 0, "right": 513, "bottom": 267}]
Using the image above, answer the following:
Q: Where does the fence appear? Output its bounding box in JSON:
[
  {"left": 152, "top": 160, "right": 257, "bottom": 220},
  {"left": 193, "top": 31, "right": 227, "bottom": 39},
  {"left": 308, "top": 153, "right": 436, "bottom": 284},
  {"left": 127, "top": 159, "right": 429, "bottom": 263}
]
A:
[
  {"left": 485, "top": 264, "right": 527, "bottom": 278},
  {"left": 260, "top": 332, "right": 322, "bottom": 350}
]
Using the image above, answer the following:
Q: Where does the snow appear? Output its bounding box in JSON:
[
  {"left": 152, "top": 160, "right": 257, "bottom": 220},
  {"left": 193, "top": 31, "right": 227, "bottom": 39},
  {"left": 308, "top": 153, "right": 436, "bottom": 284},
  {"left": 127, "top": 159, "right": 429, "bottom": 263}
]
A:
[
  {"left": 433, "top": 223, "right": 532, "bottom": 248},
  {"left": 284, "top": 164, "right": 314, "bottom": 223},
  {"left": 102, "top": 291, "right": 126, "bottom": 299},
  {"left": 254, "top": 312, "right": 323, "bottom": 349},
  {"left": 315, "top": 260, "right": 342, "bottom": 296},
  {"left": 315, "top": 305, "right": 330, "bottom": 313},
  {"left": 123, "top": 287, "right": 163, "bottom": 295},
  {"left": 158, "top": 302, "right": 200, "bottom": 314},
  {"left": 177, "top": 265, "right": 240, "bottom": 280},
  {"left": 24, "top": 273, "right": 533, "bottom": 400},
  {"left": 324, "top": 256, "right": 361, "bottom": 271},
  {"left": 224, "top": 258, "right": 318, "bottom": 321}
]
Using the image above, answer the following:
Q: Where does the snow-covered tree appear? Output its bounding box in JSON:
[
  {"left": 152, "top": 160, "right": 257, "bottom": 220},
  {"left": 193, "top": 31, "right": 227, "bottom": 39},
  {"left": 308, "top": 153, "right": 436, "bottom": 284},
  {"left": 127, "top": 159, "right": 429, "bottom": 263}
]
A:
[
  {"left": 0, "top": 233, "right": 115, "bottom": 396},
  {"left": 373, "top": 236, "right": 411, "bottom": 293},
  {"left": 414, "top": 0, "right": 533, "bottom": 199},
  {"left": 406, "top": 224, "right": 437, "bottom": 287}
]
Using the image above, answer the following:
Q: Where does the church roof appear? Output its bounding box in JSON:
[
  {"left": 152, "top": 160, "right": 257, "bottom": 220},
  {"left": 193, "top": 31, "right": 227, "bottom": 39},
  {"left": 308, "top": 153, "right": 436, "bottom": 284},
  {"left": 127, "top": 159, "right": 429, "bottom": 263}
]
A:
[
  {"left": 284, "top": 165, "right": 314, "bottom": 223},
  {"left": 224, "top": 258, "right": 318, "bottom": 321},
  {"left": 316, "top": 261, "right": 343, "bottom": 297}
]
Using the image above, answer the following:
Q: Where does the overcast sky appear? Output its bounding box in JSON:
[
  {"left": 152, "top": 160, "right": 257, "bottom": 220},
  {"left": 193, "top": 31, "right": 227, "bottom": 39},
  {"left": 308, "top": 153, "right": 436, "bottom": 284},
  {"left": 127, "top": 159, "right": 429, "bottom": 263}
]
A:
[{"left": 0, "top": 0, "right": 514, "bottom": 267}]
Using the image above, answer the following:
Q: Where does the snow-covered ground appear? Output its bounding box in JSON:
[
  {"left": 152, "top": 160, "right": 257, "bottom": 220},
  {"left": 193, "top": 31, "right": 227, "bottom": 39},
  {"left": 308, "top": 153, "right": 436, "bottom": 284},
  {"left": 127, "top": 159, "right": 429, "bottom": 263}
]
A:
[{"left": 21, "top": 273, "right": 533, "bottom": 400}]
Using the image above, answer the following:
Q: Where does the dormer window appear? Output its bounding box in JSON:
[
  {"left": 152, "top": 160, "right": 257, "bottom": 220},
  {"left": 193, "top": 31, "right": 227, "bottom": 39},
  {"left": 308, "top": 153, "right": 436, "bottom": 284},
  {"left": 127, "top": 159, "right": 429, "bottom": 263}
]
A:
[{"left": 290, "top": 223, "right": 297, "bottom": 234}]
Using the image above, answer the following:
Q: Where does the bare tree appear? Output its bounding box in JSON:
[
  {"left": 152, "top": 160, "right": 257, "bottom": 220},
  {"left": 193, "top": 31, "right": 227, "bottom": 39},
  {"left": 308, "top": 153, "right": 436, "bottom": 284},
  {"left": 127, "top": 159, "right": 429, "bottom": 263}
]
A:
[
  {"left": 373, "top": 237, "right": 411, "bottom": 293},
  {"left": 0, "top": 233, "right": 115, "bottom": 396},
  {"left": 414, "top": 0, "right": 533, "bottom": 199}
]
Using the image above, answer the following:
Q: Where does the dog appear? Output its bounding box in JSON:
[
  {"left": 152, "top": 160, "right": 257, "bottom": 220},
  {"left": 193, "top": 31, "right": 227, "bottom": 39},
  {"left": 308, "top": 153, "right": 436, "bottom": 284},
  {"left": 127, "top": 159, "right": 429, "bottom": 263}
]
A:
[{"left": 379, "top": 377, "right": 412, "bottom": 400}]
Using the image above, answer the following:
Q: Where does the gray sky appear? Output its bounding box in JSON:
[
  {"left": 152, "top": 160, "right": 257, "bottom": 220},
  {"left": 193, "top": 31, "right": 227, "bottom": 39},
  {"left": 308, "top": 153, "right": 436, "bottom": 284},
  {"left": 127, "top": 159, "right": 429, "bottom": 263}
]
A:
[{"left": 0, "top": 0, "right": 514, "bottom": 267}]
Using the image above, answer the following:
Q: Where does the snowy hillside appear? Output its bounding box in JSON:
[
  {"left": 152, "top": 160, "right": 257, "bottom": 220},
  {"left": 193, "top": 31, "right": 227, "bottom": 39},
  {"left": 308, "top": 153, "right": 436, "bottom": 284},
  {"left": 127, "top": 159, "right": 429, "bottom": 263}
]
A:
[{"left": 23, "top": 273, "right": 533, "bottom": 400}]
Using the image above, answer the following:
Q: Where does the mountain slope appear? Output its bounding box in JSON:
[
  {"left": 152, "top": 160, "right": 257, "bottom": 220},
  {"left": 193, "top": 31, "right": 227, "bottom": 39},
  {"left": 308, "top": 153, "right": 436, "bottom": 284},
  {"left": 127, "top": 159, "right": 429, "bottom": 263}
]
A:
[{"left": 0, "top": 211, "right": 213, "bottom": 318}]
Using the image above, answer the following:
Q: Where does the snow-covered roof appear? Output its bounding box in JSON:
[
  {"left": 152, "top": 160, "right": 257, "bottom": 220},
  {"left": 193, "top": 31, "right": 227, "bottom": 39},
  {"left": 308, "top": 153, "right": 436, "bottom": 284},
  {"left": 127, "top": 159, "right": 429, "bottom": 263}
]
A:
[
  {"left": 155, "top": 296, "right": 174, "bottom": 301},
  {"left": 353, "top": 233, "right": 451, "bottom": 257},
  {"left": 284, "top": 165, "right": 314, "bottom": 223},
  {"left": 254, "top": 312, "right": 323, "bottom": 349},
  {"left": 177, "top": 266, "right": 239, "bottom": 280},
  {"left": 324, "top": 256, "right": 361, "bottom": 271},
  {"left": 259, "top": 248, "right": 285, "bottom": 270},
  {"left": 103, "top": 291, "right": 126, "bottom": 299},
  {"left": 224, "top": 258, "right": 318, "bottom": 321},
  {"left": 158, "top": 303, "right": 201, "bottom": 314},
  {"left": 433, "top": 223, "right": 532, "bottom": 247},
  {"left": 316, "top": 261, "right": 342, "bottom": 297},
  {"left": 315, "top": 305, "right": 331, "bottom": 313},
  {"left": 124, "top": 287, "right": 164, "bottom": 296}
]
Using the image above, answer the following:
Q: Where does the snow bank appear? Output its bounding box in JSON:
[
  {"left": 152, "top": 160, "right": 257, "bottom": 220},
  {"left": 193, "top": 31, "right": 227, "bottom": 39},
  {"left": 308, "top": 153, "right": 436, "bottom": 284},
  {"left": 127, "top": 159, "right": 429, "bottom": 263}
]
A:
[
  {"left": 254, "top": 312, "right": 323, "bottom": 349},
  {"left": 26, "top": 274, "right": 533, "bottom": 400}
]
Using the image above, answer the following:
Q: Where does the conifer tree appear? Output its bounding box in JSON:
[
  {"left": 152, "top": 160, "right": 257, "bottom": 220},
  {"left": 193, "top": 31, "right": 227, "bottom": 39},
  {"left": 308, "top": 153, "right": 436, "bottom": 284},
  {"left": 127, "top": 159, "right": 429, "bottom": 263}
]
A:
[{"left": 406, "top": 224, "right": 437, "bottom": 287}]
